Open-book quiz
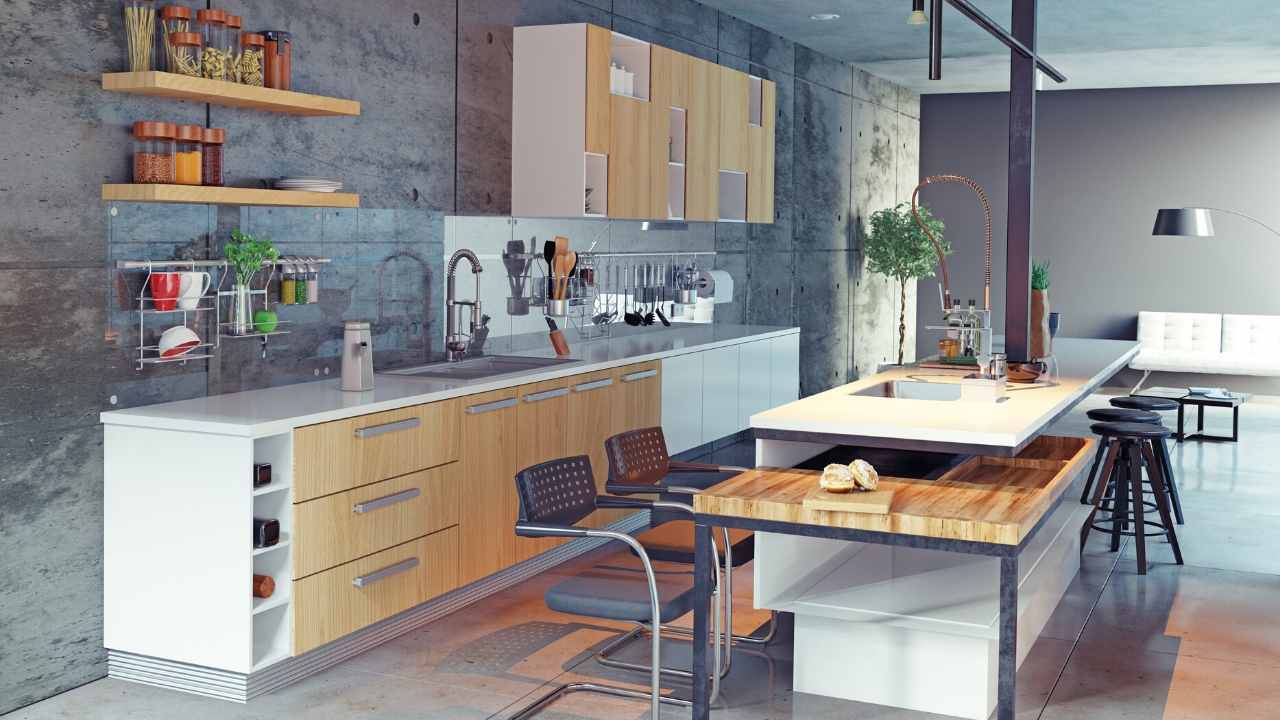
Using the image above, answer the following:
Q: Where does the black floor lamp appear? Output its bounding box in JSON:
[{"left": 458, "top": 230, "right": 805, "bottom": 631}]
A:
[{"left": 1153, "top": 207, "right": 1280, "bottom": 239}]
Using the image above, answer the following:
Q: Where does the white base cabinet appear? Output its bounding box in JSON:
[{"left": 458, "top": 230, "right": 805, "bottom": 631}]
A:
[{"left": 660, "top": 330, "right": 799, "bottom": 454}]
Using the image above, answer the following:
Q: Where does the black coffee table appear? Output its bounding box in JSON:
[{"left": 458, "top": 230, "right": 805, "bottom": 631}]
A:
[{"left": 1132, "top": 387, "right": 1246, "bottom": 443}]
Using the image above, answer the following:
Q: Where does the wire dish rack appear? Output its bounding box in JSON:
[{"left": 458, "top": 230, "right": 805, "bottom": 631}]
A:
[{"left": 119, "top": 257, "right": 330, "bottom": 369}]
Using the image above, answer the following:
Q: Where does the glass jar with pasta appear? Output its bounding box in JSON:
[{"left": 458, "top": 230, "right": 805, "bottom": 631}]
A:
[
  {"left": 165, "top": 31, "right": 202, "bottom": 77},
  {"left": 196, "top": 8, "right": 229, "bottom": 81},
  {"left": 159, "top": 5, "right": 192, "bottom": 72},
  {"left": 123, "top": 0, "right": 157, "bottom": 72},
  {"left": 239, "top": 33, "right": 265, "bottom": 86}
]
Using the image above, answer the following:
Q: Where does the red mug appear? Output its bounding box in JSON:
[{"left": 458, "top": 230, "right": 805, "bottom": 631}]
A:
[{"left": 149, "top": 272, "right": 181, "bottom": 311}]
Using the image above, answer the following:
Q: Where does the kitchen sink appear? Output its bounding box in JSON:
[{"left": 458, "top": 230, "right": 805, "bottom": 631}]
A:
[
  {"left": 852, "top": 379, "right": 962, "bottom": 401},
  {"left": 381, "top": 355, "right": 580, "bottom": 381}
]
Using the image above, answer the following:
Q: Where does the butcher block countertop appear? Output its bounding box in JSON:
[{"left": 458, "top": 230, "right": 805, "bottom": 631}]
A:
[{"left": 694, "top": 435, "right": 1095, "bottom": 545}]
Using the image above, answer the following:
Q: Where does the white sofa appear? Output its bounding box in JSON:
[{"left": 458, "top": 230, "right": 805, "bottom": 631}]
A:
[{"left": 1131, "top": 311, "right": 1280, "bottom": 385}]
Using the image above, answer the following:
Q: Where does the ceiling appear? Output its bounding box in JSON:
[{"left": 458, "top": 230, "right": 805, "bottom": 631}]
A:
[{"left": 700, "top": 1, "right": 1280, "bottom": 93}]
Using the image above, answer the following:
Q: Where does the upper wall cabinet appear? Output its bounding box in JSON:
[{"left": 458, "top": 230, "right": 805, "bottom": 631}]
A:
[{"left": 512, "top": 23, "right": 775, "bottom": 223}]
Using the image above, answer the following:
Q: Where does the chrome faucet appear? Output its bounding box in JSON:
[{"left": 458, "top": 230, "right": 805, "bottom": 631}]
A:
[{"left": 446, "top": 249, "right": 486, "bottom": 361}]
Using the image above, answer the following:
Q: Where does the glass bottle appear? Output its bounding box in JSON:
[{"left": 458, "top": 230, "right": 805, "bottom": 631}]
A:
[
  {"left": 174, "top": 124, "right": 202, "bottom": 185},
  {"left": 280, "top": 262, "right": 297, "bottom": 305},
  {"left": 196, "top": 8, "right": 228, "bottom": 80},
  {"left": 123, "top": 0, "right": 157, "bottom": 72},
  {"left": 132, "top": 121, "right": 176, "bottom": 184},
  {"left": 159, "top": 5, "right": 193, "bottom": 73}
]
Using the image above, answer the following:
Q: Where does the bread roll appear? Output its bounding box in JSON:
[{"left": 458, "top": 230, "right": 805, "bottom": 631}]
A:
[
  {"left": 849, "top": 459, "right": 879, "bottom": 491},
  {"left": 819, "top": 463, "right": 857, "bottom": 492}
]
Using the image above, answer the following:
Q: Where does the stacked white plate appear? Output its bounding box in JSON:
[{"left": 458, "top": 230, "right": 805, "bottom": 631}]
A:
[{"left": 274, "top": 177, "right": 344, "bottom": 193}]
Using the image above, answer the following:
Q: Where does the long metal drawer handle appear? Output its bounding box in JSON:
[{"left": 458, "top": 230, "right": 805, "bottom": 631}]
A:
[
  {"left": 353, "top": 417, "right": 421, "bottom": 439},
  {"left": 352, "top": 557, "right": 420, "bottom": 588},
  {"left": 353, "top": 487, "right": 421, "bottom": 514},
  {"left": 524, "top": 387, "right": 570, "bottom": 403},
  {"left": 573, "top": 378, "right": 614, "bottom": 393},
  {"left": 465, "top": 397, "right": 518, "bottom": 414},
  {"left": 622, "top": 369, "right": 657, "bottom": 382}
]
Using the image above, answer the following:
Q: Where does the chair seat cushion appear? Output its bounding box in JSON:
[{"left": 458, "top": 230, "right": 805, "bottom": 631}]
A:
[
  {"left": 545, "top": 564, "right": 696, "bottom": 624},
  {"left": 1112, "top": 396, "right": 1179, "bottom": 412},
  {"left": 634, "top": 521, "right": 755, "bottom": 567},
  {"left": 662, "top": 469, "right": 740, "bottom": 491},
  {"left": 1091, "top": 421, "right": 1173, "bottom": 439},
  {"left": 1087, "top": 407, "right": 1160, "bottom": 424}
]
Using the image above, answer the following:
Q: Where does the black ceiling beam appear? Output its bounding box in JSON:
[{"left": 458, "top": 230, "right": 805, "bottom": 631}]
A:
[{"left": 929, "top": 0, "right": 1068, "bottom": 83}]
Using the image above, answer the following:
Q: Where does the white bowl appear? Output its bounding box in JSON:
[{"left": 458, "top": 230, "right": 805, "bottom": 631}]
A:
[{"left": 158, "top": 325, "right": 201, "bottom": 358}]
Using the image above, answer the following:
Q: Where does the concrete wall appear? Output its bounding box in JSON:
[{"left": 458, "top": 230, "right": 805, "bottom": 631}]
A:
[
  {"left": 0, "top": 0, "right": 917, "bottom": 712},
  {"left": 916, "top": 84, "right": 1280, "bottom": 393}
]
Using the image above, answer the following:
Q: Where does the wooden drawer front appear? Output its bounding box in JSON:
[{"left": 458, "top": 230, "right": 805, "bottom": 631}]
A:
[
  {"left": 293, "top": 466, "right": 460, "bottom": 579},
  {"left": 293, "top": 528, "right": 459, "bottom": 654},
  {"left": 294, "top": 400, "right": 459, "bottom": 502}
]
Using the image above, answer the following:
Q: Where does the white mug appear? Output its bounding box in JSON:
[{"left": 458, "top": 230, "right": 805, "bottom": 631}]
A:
[{"left": 177, "top": 271, "right": 212, "bottom": 310}]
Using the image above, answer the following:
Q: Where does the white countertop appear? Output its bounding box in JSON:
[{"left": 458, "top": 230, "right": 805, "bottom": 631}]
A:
[
  {"left": 751, "top": 337, "right": 1138, "bottom": 453},
  {"left": 101, "top": 323, "right": 797, "bottom": 438}
]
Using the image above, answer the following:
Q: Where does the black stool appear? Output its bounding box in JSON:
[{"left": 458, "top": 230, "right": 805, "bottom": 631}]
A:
[
  {"left": 1111, "top": 397, "right": 1184, "bottom": 524},
  {"left": 1081, "top": 422, "right": 1184, "bottom": 574},
  {"left": 1079, "top": 407, "right": 1159, "bottom": 504}
]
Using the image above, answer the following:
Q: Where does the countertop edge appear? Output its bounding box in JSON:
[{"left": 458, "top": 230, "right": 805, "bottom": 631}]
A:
[{"left": 100, "top": 326, "right": 800, "bottom": 437}]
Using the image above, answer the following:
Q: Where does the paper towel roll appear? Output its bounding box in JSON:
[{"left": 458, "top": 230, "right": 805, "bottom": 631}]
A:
[{"left": 703, "top": 270, "right": 734, "bottom": 304}]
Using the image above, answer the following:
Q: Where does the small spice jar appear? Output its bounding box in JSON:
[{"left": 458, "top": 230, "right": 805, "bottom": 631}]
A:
[
  {"left": 166, "top": 31, "right": 202, "bottom": 76},
  {"left": 201, "top": 127, "right": 225, "bottom": 186},
  {"left": 124, "top": 0, "right": 157, "bottom": 72},
  {"left": 280, "top": 262, "right": 297, "bottom": 305},
  {"left": 174, "top": 124, "right": 203, "bottom": 185},
  {"left": 305, "top": 262, "right": 319, "bottom": 304},
  {"left": 159, "top": 6, "right": 193, "bottom": 72},
  {"left": 196, "top": 8, "right": 229, "bottom": 80},
  {"left": 294, "top": 263, "right": 309, "bottom": 304},
  {"left": 225, "top": 14, "right": 243, "bottom": 82},
  {"left": 262, "top": 31, "right": 292, "bottom": 90},
  {"left": 132, "top": 121, "right": 176, "bottom": 184},
  {"left": 239, "top": 33, "right": 265, "bottom": 87}
]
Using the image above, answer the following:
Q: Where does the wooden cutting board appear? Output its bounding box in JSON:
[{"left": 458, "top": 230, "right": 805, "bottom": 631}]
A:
[{"left": 802, "top": 487, "right": 895, "bottom": 515}]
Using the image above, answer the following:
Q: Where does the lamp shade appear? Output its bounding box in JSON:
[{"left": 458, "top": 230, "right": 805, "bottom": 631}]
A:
[{"left": 1153, "top": 208, "right": 1214, "bottom": 237}]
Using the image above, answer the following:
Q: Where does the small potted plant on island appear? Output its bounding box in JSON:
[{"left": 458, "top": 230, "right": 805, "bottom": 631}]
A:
[
  {"left": 224, "top": 229, "right": 279, "bottom": 336},
  {"left": 864, "top": 202, "right": 948, "bottom": 366},
  {"left": 1030, "top": 259, "right": 1051, "bottom": 359}
]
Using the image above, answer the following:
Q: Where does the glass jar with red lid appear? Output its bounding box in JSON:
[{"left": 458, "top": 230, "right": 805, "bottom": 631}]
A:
[
  {"left": 225, "top": 15, "right": 243, "bottom": 81},
  {"left": 201, "top": 127, "right": 226, "bottom": 186},
  {"left": 166, "top": 31, "right": 202, "bottom": 76},
  {"left": 196, "top": 8, "right": 229, "bottom": 80},
  {"left": 159, "top": 5, "right": 193, "bottom": 73},
  {"left": 239, "top": 33, "right": 265, "bottom": 86},
  {"left": 132, "top": 121, "right": 176, "bottom": 184}
]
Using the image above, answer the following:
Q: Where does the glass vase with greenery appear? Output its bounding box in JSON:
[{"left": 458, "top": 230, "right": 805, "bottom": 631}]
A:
[
  {"left": 224, "top": 229, "right": 278, "bottom": 335},
  {"left": 1030, "top": 259, "right": 1052, "bottom": 358},
  {"left": 865, "top": 202, "right": 948, "bottom": 365}
]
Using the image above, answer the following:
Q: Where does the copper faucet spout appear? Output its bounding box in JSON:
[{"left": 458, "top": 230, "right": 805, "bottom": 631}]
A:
[{"left": 911, "top": 174, "right": 993, "bottom": 312}]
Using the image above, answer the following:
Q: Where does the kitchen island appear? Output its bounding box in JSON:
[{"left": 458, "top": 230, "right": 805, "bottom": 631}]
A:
[{"left": 690, "top": 338, "right": 1140, "bottom": 720}]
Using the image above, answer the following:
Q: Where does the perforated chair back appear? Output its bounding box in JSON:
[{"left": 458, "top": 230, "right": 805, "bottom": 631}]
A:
[
  {"left": 514, "top": 455, "right": 598, "bottom": 528},
  {"left": 605, "top": 427, "right": 671, "bottom": 487}
]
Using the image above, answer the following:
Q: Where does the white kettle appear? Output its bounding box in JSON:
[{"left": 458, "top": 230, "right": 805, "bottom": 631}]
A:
[{"left": 341, "top": 321, "right": 374, "bottom": 392}]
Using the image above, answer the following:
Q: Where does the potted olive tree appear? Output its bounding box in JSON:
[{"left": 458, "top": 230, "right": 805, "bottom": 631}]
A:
[{"left": 864, "top": 202, "right": 947, "bottom": 366}]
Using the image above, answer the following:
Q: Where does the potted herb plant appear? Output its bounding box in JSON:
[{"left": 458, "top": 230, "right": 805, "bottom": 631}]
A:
[
  {"left": 865, "top": 202, "right": 948, "bottom": 366},
  {"left": 224, "top": 229, "right": 279, "bottom": 335},
  {"left": 1030, "top": 259, "right": 1051, "bottom": 359}
]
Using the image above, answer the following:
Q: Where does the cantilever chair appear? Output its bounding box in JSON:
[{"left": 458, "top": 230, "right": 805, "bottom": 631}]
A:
[
  {"left": 597, "top": 427, "right": 777, "bottom": 680},
  {"left": 508, "top": 455, "right": 728, "bottom": 719}
]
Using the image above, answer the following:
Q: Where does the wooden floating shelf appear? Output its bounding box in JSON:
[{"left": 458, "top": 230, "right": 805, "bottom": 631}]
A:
[
  {"left": 102, "top": 71, "right": 360, "bottom": 116},
  {"left": 103, "top": 184, "right": 359, "bottom": 208}
]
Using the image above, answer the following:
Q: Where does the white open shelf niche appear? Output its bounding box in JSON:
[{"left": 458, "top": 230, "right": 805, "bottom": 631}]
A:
[
  {"left": 251, "top": 432, "right": 293, "bottom": 668},
  {"left": 609, "top": 32, "right": 651, "bottom": 100}
]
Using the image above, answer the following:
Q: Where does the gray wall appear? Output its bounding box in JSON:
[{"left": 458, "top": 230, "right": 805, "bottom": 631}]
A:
[
  {"left": 0, "top": 0, "right": 917, "bottom": 712},
  {"left": 916, "top": 83, "right": 1280, "bottom": 392}
]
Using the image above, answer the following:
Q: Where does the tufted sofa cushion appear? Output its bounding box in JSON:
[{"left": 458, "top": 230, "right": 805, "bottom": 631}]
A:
[{"left": 1131, "top": 311, "right": 1280, "bottom": 376}]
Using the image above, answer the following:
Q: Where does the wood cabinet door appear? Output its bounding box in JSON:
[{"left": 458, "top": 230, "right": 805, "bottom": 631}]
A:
[
  {"left": 685, "top": 57, "right": 721, "bottom": 221},
  {"left": 516, "top": 378, "right": 573, "bottom": 558},
  {"left": 747, "top": 79, "right": 776, "bottom": 223},
  {"left": 585, "top": 24, "right": 612, "bottom": 155},
  {"left": 608, "top": 95, "right": 653, "bottom": 219},
  {"left": 456, "top": 388, "right": 521, "bottom": 586},
  {"left": 647, "top": 46, "right": 674, "bottom": 219},
  {"left": 566, "top": 369, "right": 621, "bottom": 527},
  {"left": 719, "top": 66, "right": 750, "bottom": 173},
  {"left": 614, "top": 362, "right": 662, "bottom": 433}
]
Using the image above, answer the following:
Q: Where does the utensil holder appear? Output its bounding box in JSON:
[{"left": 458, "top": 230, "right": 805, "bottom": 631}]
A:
[{"left": 546, "top": 298, "right": 569, "bottom": 317}]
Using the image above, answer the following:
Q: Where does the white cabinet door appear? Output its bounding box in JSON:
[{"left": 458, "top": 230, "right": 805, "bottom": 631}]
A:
[
  {"left": 770, "top": 333, "right": 800, "bottom": 406},
  {"left": 739, "top": 339, "right": 773, "bottom": 429},
  {"left": 661, "top": 352, "right": 705, "bottom": 455},
  {"left": 701, "top": 345, "right": 741, "bottom": 444}
]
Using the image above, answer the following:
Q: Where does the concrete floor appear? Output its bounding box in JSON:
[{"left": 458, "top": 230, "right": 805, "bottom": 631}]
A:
[{"left": 10, "top": 392, "right": 1280, "bottom": 719}]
